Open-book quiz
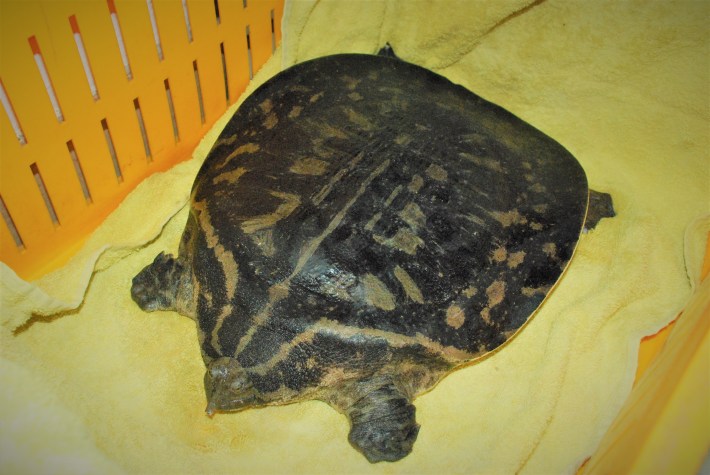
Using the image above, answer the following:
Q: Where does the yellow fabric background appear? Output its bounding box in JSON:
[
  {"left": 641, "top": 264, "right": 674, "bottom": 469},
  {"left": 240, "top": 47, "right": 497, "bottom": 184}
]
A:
[{"left": 1, "top": 1, "right": 708, "bottom": 473}]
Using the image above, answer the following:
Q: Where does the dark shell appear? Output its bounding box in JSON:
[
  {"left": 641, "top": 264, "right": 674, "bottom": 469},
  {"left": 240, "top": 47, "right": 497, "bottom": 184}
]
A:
[{"left": 188, "top": 53, "right": 587, "bottom": 363}]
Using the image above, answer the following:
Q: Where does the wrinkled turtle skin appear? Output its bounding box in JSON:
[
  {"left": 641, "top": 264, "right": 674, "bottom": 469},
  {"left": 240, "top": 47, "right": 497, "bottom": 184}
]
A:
[{"left": 131, "top": 48, "right": 613, "bottom": 463}]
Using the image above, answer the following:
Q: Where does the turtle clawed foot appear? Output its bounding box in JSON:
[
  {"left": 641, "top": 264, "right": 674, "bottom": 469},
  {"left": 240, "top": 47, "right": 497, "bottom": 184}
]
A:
[
  {"left": 349, "top": 414, "right": 419, "bottom": 463},
  {"left": 346, "top": 382, "right": 419, "bottom": 463}
]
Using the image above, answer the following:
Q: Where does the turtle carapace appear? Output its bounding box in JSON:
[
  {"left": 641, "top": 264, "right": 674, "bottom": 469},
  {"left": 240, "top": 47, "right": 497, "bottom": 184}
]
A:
[{"left": 131, "top": 48, "right": 614, "bottom": 463}]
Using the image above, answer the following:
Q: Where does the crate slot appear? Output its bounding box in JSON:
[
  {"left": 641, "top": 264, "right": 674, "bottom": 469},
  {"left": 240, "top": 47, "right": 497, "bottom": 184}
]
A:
[
  {"left": 246, "top": 25, "right": 253, "bottom": 80},
  {"left": 66, "top": 141, "right": 92, "bottom": 204},
  {"left": 0, "top": 79, "right": 27, "bottom": 145},
  {"left": 164, "top": 79, "right": 179, "bottom": 142},
  {"left": 193, "top": 60, "right": 205, "bottom": 124},
  {"left": 243, "top": 0, "right": 248, "bottom": 8},
  {"left": 146, "top": 0, "right": 164, "bottom": 61},
  {"left": 213, "top": 0, "right": 221, "bottom": 25},
  {"left": 29, "top": 36, "right": 64, "bottom": 122},
  {"left": 101, "top": 118, "right": 123, "bottom": 182},
  {"left": 69, "top": 15, "right": 99, "bottom": 101},
  {"left": 133, "top": 98, "right": 152, "bottom": 161},
  {"left": 271, "top": 9, "right": 276, "bottom": 53},
  {"left": 0, "top": 195, "right": 25, "bottom": 250},
  {"left": 30, "top": 163, "right": 60, "bottom": 226},
  {"left": 220, "top": 43, "right": 230, "bottom": 104},
  {"left": 181, "top": 0, "right": 193, "bottom": 43},
  {"left": 107, "top": 0, "right": 133, "bottom": 80}
]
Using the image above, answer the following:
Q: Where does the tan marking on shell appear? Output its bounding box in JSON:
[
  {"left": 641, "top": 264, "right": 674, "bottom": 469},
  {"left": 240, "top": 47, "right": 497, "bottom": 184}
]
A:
[
  {"left": 425, "top": 164, "right": 448, "bottom": 182},
  {"left": 312, "top": 150, "right": 365, "bottom": 205},
  {"left": 399, "top": 202, "right": 426, "bottom": 230},
  {"left": 248, "top": 315, "right": 481, "bottom": 377},
  {"left": 465, "top": 214, "right": 486, "bottom": 227},
  {"left": 533, "top": 203, "right": 549, "bottom": 213},
  {"left": 288, "top": 105, "right": 303, "bottom": 119},
  {"left": 341, "top": 75, "right": 361, "bottom": 90},
  {"left": 459, "top": 152, "right": 504, "bottom": 172},
  {"left": 344, "top": 107, "right": 374, "bottom": 131},
  {"left": 250, "top": 331, "right": 317, "bottom": 376},
  {"left": 249, "top": 229, "right": 276, "bottom": 257},
  {"left": 394, "top": 134, "right": 413, "bottom": 146},
  {"left": 507, "top": 251, "right": 526, "bottom": 269},
  {"left": 481, "top": 280, "right": 506, "bottom": 325},
  {"left": 374, "top": 228, "right": 424, "bottom": 255},
  {"left": 531, "top": 183, "right": 547, "bottom": 193},
  {"left": 543, "top": 242, "right": 558, "bottom": 258},
  {"left": 348, "top": 92, "right": 363, "bottom": 101},
  {"left": 235, "top": 159, "right": 392, "bottom": 355},
  {"left": 210, "top": 304, "right": 234, "bottom": 353},
  {"left": 481, "top": 308, "right": 492, "bottom": 325},
  {"left": 522, "top": 162, "right": 532, "bottom": 170},
  {"left": 491, "top": 209, "right": 527, "bottom": 227},
  {"left": 290, "top": 157, "right": 328, "bottom": 176},
  {"left": 217, "top": 142, "right": 260, "bottom": 168},
  {"left": 212, "top": 134, "right": 238, "bottom": 149},
  {"left": 309, "top": 92, "right": 324, "bottom": 103},
  {"left": 522, "top": 285, "right": 550, "bottom": 297},
  {"left": 463, "top": 285, "right": 478, "bottom": 298},
  {"left": 384, "top": 185, "right": 403, "bottom": 207},
  {"left": 213, "top": 167, "right": 248, "bottom": 185},
  {"left": 487, "top": 280, "right": 506, "bottom": 307},
  {"left": 193, "top": 201, "right": 239, "bottom": 352},
  {"left": 408, "top": 175, "right": 424, "bottom": 193},
  {"left": 491, "top": 246, "right": 508, "bottom": 263},
  {"left": 263, "top": 112, "right": 278, "bottom": 130},
  {"left": 259, "top": 98, "right": 274, "bottom": 114},
  {"left": 240, "top": 192, "right": 301, "bottom": 234},
  {"left": 365, "top": 211, "right": 382, "bottom": 231},
  {"left": 446, "top": 304, "right": 466, "bottom": 329},
  {"left": 360, "top": 273, "right": 396, "bottom": 311},
  {"left": 530, "top": 222, "right": 544, "bottom": 231},
  {"left": 394, "top": 266, "right": 424, "bottom": 304}
]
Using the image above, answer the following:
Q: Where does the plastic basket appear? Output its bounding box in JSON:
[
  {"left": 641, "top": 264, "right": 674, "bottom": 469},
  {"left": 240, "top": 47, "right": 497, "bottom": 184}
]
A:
[{"left": 0, "top": 0, "right": 283, "bottom": 280}]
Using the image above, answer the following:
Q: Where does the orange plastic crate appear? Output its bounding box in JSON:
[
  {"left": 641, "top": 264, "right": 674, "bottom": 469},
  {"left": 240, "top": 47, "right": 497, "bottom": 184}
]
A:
[{"left": 0, "top": 0, "right": 283, "bottom": 280}]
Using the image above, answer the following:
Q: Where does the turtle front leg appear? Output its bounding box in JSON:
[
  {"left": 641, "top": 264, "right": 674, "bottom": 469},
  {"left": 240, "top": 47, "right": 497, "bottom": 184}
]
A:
[
  {"left": 340, "top": 380, "right": 420, "bottom": 463},
  {"left": 131, "top": 252, "right": 195, "bottom": 319}
]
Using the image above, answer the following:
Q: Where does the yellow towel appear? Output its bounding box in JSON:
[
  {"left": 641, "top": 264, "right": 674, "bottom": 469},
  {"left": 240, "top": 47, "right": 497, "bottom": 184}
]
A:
[{"left": 1, "top": 1, "right": 708, "bottom": 473}]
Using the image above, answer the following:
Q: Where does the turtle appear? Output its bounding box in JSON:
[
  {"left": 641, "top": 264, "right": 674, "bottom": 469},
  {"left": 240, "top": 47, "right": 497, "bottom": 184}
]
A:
[{"left": 130, "top": 46, "right": 614, "bottom": 463}]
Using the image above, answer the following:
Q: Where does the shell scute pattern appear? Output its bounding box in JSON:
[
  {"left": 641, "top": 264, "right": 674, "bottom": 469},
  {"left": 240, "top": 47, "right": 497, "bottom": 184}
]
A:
[{"left": 131, "top": 52, "right": 599, "bottom": 463}]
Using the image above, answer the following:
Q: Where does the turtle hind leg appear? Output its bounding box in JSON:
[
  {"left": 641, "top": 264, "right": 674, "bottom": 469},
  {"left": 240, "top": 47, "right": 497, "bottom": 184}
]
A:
[
  {"left": 131, "top": 252, "right": 191, "bottom": 316},
  {"left": 343, "top": 380, "right": 419, "bottom": 463},
  {"left": 585, "top": 189, "right": 616, "bottom": 231}
]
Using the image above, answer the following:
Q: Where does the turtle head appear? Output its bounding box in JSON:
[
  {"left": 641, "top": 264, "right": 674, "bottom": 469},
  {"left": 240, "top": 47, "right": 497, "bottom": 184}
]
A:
[
  {"left": 131, "top": 252, "right": 187, "bottom": 313},
  {"left": 204, "top": 357, "right": 263, "bottom": 416}
]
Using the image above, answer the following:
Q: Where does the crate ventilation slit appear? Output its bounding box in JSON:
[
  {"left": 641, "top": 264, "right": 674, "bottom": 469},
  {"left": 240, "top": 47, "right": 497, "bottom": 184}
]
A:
[
  {"left": 220, "top": 43, "right": 230, "bottom": 104},
  {"left": 164, "top": 79, "right": 180, "bottom": 142},
  {"left": 213, "top": 0, "right": 221, "bottom": 25},
  {"left": 29, "top": 36, "right": 64, "bottom": 122},
  {"left": 193, "top": 61, "right": 205, "bottom": 124},
  {"left": 0, "top": 79, "right": 27, "bottom": 145},
  {"left": 101, "top": 119, "right": 123, "bottom": 182},
  {"left": 133, "top": 98, "right": 152, "bottom": 161},
  {"left": 108, "top": 0, "right": 133, "bottom": 80},
  {"left": 243, "top": 0, "right": 248, "bottom": 8},
  {"left": 246, "top": 26, "right": 253, "bottom": 80},
  {"left": 271, "top": 9, "right": 276, "bottom": 53},
  {"left": 30, "top": 163, "right": 60, "bottom": 226},
  {"left": 66, "top": 141, "right": 92, "bottom": 203},
  {"left": 69, "top": 15, "right": 99, "bottom": 101},
  {"left": 0, "top": 195, "right": 25, "bottom": 250},
  {"left": 146, "top": 0, "right": 164, "bottom": 61},
  {"left": 181, "top": 0, "right": 193, "bottom": 42}
]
